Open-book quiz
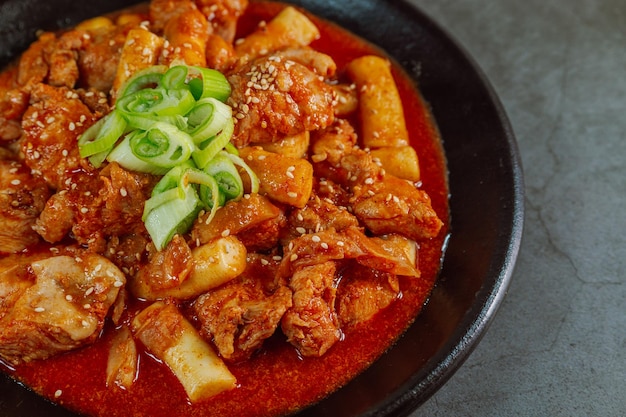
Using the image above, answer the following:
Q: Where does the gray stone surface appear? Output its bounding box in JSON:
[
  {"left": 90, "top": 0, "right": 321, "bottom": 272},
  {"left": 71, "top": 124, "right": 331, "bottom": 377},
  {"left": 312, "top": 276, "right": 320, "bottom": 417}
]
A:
[{"left": 407, "top": 0, "right": 626, "bottom": 415}]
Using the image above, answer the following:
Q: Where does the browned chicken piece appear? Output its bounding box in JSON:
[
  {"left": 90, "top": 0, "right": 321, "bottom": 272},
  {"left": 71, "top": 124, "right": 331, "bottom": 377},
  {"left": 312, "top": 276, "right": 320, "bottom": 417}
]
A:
[
  {"left": 0, "top": 67, "right": 28, "bottom": 141},
  {"left": 279, "top": 226, "right": 420, "bottom": 279},
  {"left": 149, "top": 0, "right": 196, "bottom": 32},
  {"left": 336, "top": 262, "right": 399, "bottom": 328},
  {"left": 227, "top": 52, "right": 335, "bottom": 147},
  {"left": 20, "top": 83, "right": 100, "bottom": 190},
  {"left": 35, "top": 163, "right": 154, "bottom": 251},
  {"left": 193, "top": 256, "right": 292, "bottom": 361},
  {"left": 17, "top": 31, "right": 85, "bottom": 90},
  {"left": 310, "top": 119, "right": 385, "bottom": 187},
  {"left": 0, "top": 159, "right": 50, "bottom": 253},
  {"left": 130, "top": 235, "right": 193, "bottom": 298},
  {"left": 0, "top": 253, "right": 125, "bottom": 365},
  {"left": 281, "top": 261, "right": 341, "bottom": 357},
  {"left": 195, "top": 0, "right": 248, "bottom": 43},
  {"left": 282, "top": 193, "right": 359, "bottom": 244},
  {"left": 99, "top": 162, "right": 158, "bottom": 238},
  {"left": 192, "top": 193, "right": 283, "bottom": 246},
  {"left": 77, "top": 22, "right": 134, "bottom": 92},
  {"left": 351, "top": 175, "right": 443, "bottom": 241}
]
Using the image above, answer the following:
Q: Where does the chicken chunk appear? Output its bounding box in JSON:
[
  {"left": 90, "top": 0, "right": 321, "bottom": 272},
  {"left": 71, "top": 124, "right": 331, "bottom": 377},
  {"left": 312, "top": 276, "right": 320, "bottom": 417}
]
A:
[
  {"left": 196, "top": 0, "right": 248, "bottom": 43},
  {"left": 0, "top": 254, "right": 125, "bottom": 365},
  {"left": 20, "top": 83, "right": 99, "bottom": 190},
  {"left": 336, "top": 262, "right": 399, "bottom": 328},
  {"left": 227, "top": 52, "right": 335, "bottom": 147},
  {"left": 281, "top": 261, "right": 340, "bottom": 357},
  {"left": 351, "top": 175, "right": 443, "bottom": 241},
  {"left": 0, "top": 159, "right": 50, "bottom": 253},
  {"left": 193, "top": 256, "right": 292, "bottom": 361}
]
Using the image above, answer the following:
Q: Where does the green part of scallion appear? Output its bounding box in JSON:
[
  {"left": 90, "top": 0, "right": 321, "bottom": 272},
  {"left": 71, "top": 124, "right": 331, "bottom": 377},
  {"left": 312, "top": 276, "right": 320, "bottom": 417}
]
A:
[{"left": 77, "top": 63, "right": 254, "bottom": 251}]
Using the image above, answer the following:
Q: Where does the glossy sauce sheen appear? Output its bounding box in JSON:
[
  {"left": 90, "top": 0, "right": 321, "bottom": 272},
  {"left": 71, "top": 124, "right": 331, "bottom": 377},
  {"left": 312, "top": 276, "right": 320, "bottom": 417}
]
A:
[{"left": 3, "top": 2, "right": 449, "bottom": 416}]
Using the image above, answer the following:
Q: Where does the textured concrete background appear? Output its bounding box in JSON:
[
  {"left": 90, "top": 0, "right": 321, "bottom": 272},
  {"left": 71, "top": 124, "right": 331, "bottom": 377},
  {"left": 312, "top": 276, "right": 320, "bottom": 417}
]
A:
[{"left": 406, "top": 0, "right": 626, "bottom": 415}]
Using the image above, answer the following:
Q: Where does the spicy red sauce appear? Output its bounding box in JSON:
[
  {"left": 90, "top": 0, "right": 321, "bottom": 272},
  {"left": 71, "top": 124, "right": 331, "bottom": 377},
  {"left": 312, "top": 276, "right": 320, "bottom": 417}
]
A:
[{"left": 2, "top": 2, "right": 449, "bottom": 416}]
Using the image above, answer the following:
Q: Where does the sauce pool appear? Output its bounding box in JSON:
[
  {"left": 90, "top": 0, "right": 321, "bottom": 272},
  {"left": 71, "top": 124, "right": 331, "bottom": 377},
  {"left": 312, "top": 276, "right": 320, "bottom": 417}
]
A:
[{"left": 2, "top": 2, "right": 449, "bottom": 416}]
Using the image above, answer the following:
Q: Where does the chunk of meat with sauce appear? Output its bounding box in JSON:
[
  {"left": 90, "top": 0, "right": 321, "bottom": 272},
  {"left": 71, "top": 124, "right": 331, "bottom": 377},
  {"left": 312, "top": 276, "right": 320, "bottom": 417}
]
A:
[
  {"left": 278, "top": 226, "right": 420, "bottom": 279},
  {"left": 0, "top": 66, "right": 28, "bottom": 141},
  {"left": 0, "top": 159, "right": 50, "bottom": 253},
  {"left": 20, "top": 83, "right": 101, "bottom": 190},
  {"left": 34, "top": 163, "right": 155, "bottom": 251},
  {"left": 196, "top": 0, "right": 248, "bottom": 43},
  {"left": 281, "top": 193, "right": 358, "bottom": 245},
  {"left": 76, "top": 20, "right": 135, "bottom": 92},
  {"left": 227, "top": 52, "right": 335, "bottom": 147},
  {"left": 281, "top": 261, "right": 340, "bottom": 357},
  {"left": 17, "top": 31, "right": 84, "bottom": 90},
  {"left": 192, "top": 255, "right": 292, "bottom": 362},
  {"left": 310, "top": 119, "right": 385, "bottom": 188},
  {"left": 0, "top": 254, "right": 125, "bottom": 365},
  {"left": 336, "top": 262, "right": 399, "bottom": 328},
  {"left": 191, "top": 193, "right": 284, "bottom": 251},
  {"left": 351, "top": 175, "right": 443, "bottom": 241}
]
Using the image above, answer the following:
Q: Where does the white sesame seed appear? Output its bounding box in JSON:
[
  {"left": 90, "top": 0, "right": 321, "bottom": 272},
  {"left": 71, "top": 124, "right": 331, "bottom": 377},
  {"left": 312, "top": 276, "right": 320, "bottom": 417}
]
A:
[
  {"left": 68, "top": 122, "right": 76, "bottom": 131},
  {"left": 10, "top": 179, "right": 21, "bottom": 186},
  {"left": 120, "top": 187, "right": 128, "bottom": 197},
  {"left": 296, "top": 213, "right": 304, "bottom": 221},
  {"left": 287, "top": 192, "right": 298, "bottom": 198},
  {"left": 364, "top": 177, "right": 374, "bottom": 185},
  {"left": 337, "top": 241, "right": 345, "bottom": 247},
  {"left": 34, "top": 307, "right": 45, "bottom": 313},
  {"left": 272, "top": 255, "right": 282, "bottom": 261},
  {"left": 54, "top": 390, "right": 63, "bottom": 398},
  {"left": 321, "top": 242, "right": 329, "bottom": 250},
  {"left": 84, "top": 287, "right": 94, "bottom": 296},
  {"left": 47, "top": 117, "right": 55, "bottom": 124},
  {"left": 65, "top": 294, "right": 73, "bottom": 302},
  {"left": 260, "top": 259, "right": 270, "bottom": 266},
  {"left": 286, "top": 171, "right": 294, "bottom": 179},
  {"left": 113, "top": 280, "right": 123, "bottom": 288},
  {"left": 83, "top": 303, "right": 91, "bottom": 309},
  {"left": 80, "top": 207, "right": 89, "bottom": 214},
  {"left": 312, "top": 235, "right": 321, "bottom": 243},
  {"left": 290, "top": 253, "right": 298, "bottom": 261},
  {"left": 221, "top": 229, "right": 231, "bottom": 237},
  {"left": 296, "top": 227, "right": 306, "bottom": 234}
]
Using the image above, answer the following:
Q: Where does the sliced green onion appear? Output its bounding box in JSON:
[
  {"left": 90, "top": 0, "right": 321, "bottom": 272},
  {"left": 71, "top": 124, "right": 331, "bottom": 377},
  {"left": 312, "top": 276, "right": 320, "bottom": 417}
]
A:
[
  {"left": 78, "top": 111, "right": 127, "bottom": 158},
  {"left": 143, "top": 182, "right": 202, "bottom": 251},
  {"left": 188, "top": 66, "right": 231, "bottom": 102},
  {"left": 185, "top": 168, "right": 223, "bottom": 225},
  {"left": 203, "top": 152, "right": 243, "bottom": 201},
  {"left": 191, "top": 117, "right": 234, "bottom": 169},
  {"left": 106, "top": 132, "right": 170, "bottom": 175},
  {"left": 186, "top": 97, "right": 232, "bottom": 144},
  {"left": 161, "top": 65, "right": 188, "bottom": 90},
  {"left": 129, "top": 123, "right": 194, "bottom": 169},
  {"left": 224, "top": 151, "right": 260, "bottom": 194},
  {"left": 117, "top": 65, "right": 167, "bottom": 99}
]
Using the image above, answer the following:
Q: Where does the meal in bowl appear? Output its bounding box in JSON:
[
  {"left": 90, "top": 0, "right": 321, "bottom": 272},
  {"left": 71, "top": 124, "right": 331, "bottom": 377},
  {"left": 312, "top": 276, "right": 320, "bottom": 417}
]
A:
[{"left": 0, "top": 0, "right": 449, "bottom": 416}]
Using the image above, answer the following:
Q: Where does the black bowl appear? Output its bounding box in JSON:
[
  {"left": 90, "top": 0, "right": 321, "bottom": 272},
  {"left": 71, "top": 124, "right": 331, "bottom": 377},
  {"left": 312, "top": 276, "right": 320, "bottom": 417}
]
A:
[{"left": 0, "top": 0, "right": 524, "bottom": 416}]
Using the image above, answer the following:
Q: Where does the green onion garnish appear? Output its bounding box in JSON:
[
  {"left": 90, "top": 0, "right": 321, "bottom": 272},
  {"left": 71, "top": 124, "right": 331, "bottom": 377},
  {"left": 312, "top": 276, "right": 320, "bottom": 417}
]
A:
[{"left": 77, "top": 64, "right": 256, "bottom": 250}]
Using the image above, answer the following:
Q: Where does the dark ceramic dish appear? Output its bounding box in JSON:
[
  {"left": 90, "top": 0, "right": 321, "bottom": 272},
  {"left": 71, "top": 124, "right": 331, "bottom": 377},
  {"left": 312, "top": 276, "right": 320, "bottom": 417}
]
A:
[{"left": 0, "top": 0, "right": 524, "bottom": 416}]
